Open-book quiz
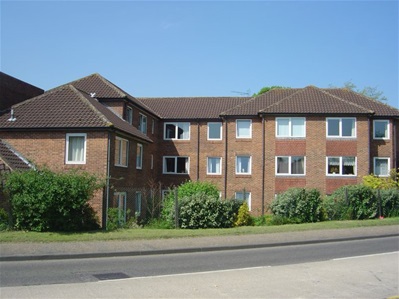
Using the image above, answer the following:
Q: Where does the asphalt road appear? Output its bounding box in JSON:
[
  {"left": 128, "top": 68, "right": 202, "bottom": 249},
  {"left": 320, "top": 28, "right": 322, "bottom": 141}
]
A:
[{"left": 1, "top": 235, "right": 398, "bottom": 288}]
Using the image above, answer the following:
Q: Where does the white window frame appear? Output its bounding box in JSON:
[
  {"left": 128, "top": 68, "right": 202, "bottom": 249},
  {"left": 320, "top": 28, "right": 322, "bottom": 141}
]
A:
[
  {"left": 207, "top": 122, "right": 222, "bottom": 140},
  {"left": 164, "top": 122, "right": 190, "bottom": 140},
  {"left": 276, "top": 117, "right": 306, "bottom": 138},
  {"left": 126, "top": 107, "right": 133, "bottom": 125},
  {"left": 150, "top": 154, "right": 154, "bottom": 170},
  {"left": 326, "top": 117, "right": 356, "bottom": 138},
  {"left": 326, "top": 156, "right": 357, "bottom": 176},
  {"left": 163, "top": 156, "right": 190, "bottom": 174},
  {"left": 236, "top": 155, "right": 252, "bottom": 175},
  {"left": 114, "top": 192, "right": 127, "bottom": 224},
  {"left": 373, "top": 157, "right": 390, "bottom": 177},
  {"left": 136, "top": 143, "right": 143, "bottom": 169},
  {"left": 235, "top": 191, "right": 251, "bottom": 211},
  {"left": 135, "top": 191, "right": 142, "bottom": 215},
  {"left": 373, "top": 120, "right": 390, "bottom": 140},
  {"left": 139, "top": 113, "right": 147, "bottom": 135},
  {"left": 275, "top": 156, "right": 306, "bottom": 176},
  {"left": 115, "top": 137, "right": 129, "bottom": 167},
  {"left": 236, "top": 119, "right": 252, "bottom": 139},
  {"left": 207, "top": 157, "right": 222, "bottom": 175},
  {"left": 65, "top": 133, "right": 87, "bottom": 164}
]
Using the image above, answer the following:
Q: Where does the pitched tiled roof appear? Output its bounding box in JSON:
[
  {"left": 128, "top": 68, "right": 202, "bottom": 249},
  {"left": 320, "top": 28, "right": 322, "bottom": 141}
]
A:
[
  {"left": 138, "top": 97, "right": 249, "bottom": 119},
  {"left": 0, "top": 83, "right": 152, "bottom": 143},
  {"left": 0, "top": 139, "right": 32, "bottom": 171}
]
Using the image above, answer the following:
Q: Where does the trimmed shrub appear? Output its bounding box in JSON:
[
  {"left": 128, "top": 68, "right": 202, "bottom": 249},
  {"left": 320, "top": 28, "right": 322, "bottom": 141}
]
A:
[
  {"left": 4, "top": 168, "right": 102, "bottom": 231},
  {"left": 235, "top": 202, "right": 253, "bottom": 227},
  {"left": 270, "top": 188, "right": 324, "bottom": 223}
]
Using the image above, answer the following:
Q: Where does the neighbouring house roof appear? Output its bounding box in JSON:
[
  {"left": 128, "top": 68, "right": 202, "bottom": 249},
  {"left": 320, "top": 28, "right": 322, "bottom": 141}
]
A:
[
  {"left": 0, "top": 72, "right": 44, "bottom": 112},
  {"left": 138, "top": 97, "right": 249, "bottom": 119},
  {"left": 0, "top": 139, "right": 32, "bottom": 171},
  {"left": 0, "top": 81, "right": 152, "bottom": 143}
]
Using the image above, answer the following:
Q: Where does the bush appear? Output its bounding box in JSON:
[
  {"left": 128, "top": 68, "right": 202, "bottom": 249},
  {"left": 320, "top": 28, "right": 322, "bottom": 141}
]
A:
[
  {"left": 4, "top": 168, "right": 102, "bottom": 231},
  {"left": 178, "top": 193, "right": 241, "bottom": 229},
  {"left": 376, "top": 189, "right": 399, "bottom": 218},
  {"left": 235, "top": 202, "right": 253, "bottom": 226},
  {"left": 0, "top": 208, "right": 10, "bottom": 231},
  {"left": 270, "top": 188, "right": 324, "bottom": 223}
]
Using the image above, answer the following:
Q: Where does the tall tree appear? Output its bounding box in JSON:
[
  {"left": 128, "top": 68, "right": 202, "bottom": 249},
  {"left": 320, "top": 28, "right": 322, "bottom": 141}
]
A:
[
  {"left": 342, "top": 81, "right": 387, "bottom": 102},
  {"left": 253, "top": 86, "right": 285, "bottom": 96}
]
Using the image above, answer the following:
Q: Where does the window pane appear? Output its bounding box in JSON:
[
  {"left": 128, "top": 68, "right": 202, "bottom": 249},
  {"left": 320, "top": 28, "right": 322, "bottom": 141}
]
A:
[
  {"left": 135, "top": 192, "right": 142, "bottom": 214},
  {"left": 291, "top": 156, "right": 305, "bottom": 174},
  {"left": 208, "top": 157, "right": 221, "bottom": 174},
  {"left": 165, "top": 124, "right": 176, "bottom": 139},
  {"left": 115, "top": 139, "right": 121, "bottom": 164},
  {"left": 164, "top": 157, "right": 175, "bottom": 173},
  {"left": 342, "top": 157, "right": 355, "bottom": 175},
  {"left": 277, "top": 119, "right": 289, "bottom": 136},
  {"left": 177, "top": 123, "right": 190, "bottom": 139},
  {"left": 328, "top": 157, "right": 340, "bottom": 174},
  {"left": 237, "top": 120, "right": 251, "bottom": 138},
  {"left": 291, "top": 118, "right": 305, "bottom": 137},
  {"left": 237, "top": 156, "right": 250, "bottom": 173},
  {"left": 327, "top": 119, "right": 340, "bottom": 136},
  {"left": 374, "top": 121, "right": 388, "bottom": 139},
  {"left": 208, "top": 123, "right": 221, "bottom": 139},
  {"left": 375, "top": 158, "right": 388, "bottom": 176},
  {"left": 136, "top": 144, "right": 142, "bottom": 169},
  {"left": 277, "top": 157, "right": 289, "bottom": 174},
  {"left": 121, "top": 140, "right": 128, "bottom": 166},
  {"left": 342, "top": 119, "right": 355, "bottom": 137},
  {"left": 176, "top": 157, "right": 188, "bottom": 173},
  {"left": 139, "top": 115, "right": 147, "bottom": 134},
  {"left": 68, "top": 136, "right": 85, "bottom": 162}
]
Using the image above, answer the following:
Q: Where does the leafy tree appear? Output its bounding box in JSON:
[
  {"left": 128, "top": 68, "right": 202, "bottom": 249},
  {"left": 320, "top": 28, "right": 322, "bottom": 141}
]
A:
[
  {"left": 340, "top": 81, "right": 387, "bottom": 102},
  {"left": 363, "top": 169, "right": 399, "bottom": 190},
  {"left": 253, "top": 86, "right": 285, "bottom": 96}
]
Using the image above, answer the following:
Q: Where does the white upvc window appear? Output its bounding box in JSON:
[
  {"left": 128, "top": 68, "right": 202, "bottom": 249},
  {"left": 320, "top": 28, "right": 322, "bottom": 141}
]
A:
[
  {"left": 326, "top": 156, "right": 356, "bottom": 176},
  {"left": 276, "top": 156, "right": 305, "bottom": 175},
  {"left": 126, "top": 107, "right": 133, "bottom": 125},
  {"left": 114, "top": 192, "right": 127, "bottom": 224},
  {"left": 374, "top": 157, "right": 390, "bottom": 177},
  {"left": 207, "top": 157, "right": 222, "bottom": 175},
  {"left": 236, "top": 120, "right": 252, "bottom": 138},
  {"left": 373, "top": 120, "right": 389, "bottom": 140},
  {"left": 135, "top": 191, "right": 142, "bottom": 215},
  {"left": 136, "top": 143, "right": 143, "bottom": 169},
  {"left": 235, "top": 191, "right": 251, "bottom": 211},
  {"left": 163, "top": 156, "right": 189, "bottom": 174},
  {"left": 326, "top": 117, "right": 356, "bottom": 138},
  {"left": 115, "top": 137, "right": 129, "bottom": 167},
  {"left": 276, "top": 117, "right": 306, "bottom": 137},
  {"left": 139, "top": 113, "right": 147, "bottom": 135},
  {"left": 236, "top": 156, "right": 251, "bottom": 175},
  {"left": 208, "top": 122, "right": 222, "bottom": 140},
  {"left": 164, "top": 122, "right": 190, "bottom": 140},
  {"left": 66, "top": 133, "right": 86, "bottom": 164}
]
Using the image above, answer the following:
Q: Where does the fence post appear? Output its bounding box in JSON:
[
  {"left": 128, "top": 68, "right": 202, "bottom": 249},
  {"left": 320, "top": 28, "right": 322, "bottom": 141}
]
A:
[{"left": 174, "top": 188, "right": 179, "bottom": 229}]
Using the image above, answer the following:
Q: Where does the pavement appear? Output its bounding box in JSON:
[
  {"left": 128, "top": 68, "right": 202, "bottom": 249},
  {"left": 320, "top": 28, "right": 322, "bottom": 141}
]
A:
[{"left": 1, "top": 225, "right": 398, "bottom": 262}]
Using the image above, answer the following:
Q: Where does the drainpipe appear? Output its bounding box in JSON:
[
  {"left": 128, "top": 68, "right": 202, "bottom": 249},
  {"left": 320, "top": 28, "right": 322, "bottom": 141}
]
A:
[
  {"left": 222, "top": 116, "right": 228, "bottom": 199},
  {"left": 197, "top": 120, "right": 200, "bottom": 181},
  {"left": 368, "top": 117, "right": 372, "bottom": 174},
  {"left": 261, "top": 115, "right": 265, "bottom": 216},
  {"left": 393, "top": 119, "right": 397, "bottom": 169},
  {"left": 104, "top": 131, "right": 111, "bottom": 229}
]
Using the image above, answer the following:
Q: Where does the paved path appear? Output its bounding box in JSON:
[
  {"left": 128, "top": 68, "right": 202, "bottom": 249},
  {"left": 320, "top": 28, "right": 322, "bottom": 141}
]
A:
[{"left": 1, "top": 225, "right": 398, "bottom": 261}]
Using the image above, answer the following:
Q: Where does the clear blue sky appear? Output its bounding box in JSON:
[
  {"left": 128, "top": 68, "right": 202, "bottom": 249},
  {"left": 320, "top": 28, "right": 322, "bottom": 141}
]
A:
[{"left": 1, "top": 0, "right": 398, "bottom": 108}]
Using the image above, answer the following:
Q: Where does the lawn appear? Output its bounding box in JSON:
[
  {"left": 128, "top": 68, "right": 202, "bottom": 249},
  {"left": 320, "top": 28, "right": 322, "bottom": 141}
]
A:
[{"left": 1, "top": 217, "right": 398, "bottom": 243}]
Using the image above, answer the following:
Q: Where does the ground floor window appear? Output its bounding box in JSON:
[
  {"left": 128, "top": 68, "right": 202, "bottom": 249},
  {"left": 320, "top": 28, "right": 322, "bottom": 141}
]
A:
[
  {"left": 235, "top": 191, "right": 251, "bottom": 211},
  {"left": 135, "top": 191, "right": 142, "bottom": 215},
  {"left": 374, "top": 157, "right": 390, "bottom": 176},
  {"left": 276, "top": 156, "right": 305, "bottom": 175},
  {"left": 113, "top": 192, "right": 127, "bottom": 224},
  {"left": 163, "top": 156, "right": 189, "bottom": 174}
]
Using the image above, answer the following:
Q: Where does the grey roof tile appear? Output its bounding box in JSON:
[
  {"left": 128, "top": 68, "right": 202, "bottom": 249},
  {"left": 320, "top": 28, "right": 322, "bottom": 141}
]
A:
[{"left": 0, "top": 139, "right": 32, "bottom": 171}]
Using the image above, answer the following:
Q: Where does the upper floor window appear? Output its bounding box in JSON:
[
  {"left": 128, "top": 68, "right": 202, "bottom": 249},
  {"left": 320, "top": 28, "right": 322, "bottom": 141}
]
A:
[
  {"left": 208, "top": 122, "right": 222, "bottom": 140},
  {"left": 139, "top": 114, "right": 147, "bottom": 135},
  {"left": 115, "top": 137, "right": 129, "bottom": 167},
  {"left": 207, "top": 157, "right": 222, "bottom": 175},
  {"left": 66, "top": 133, "right": 86, "bottom": 164},
  {"left": 126, "top": 107, "right": 133, "bottom": 125},
  {"left": 374, "top": 157, "right": 390, "bottom": 177},
  {"left": 236, "top": 155, "right": 251, "bottom": 175},
  {"left": 373, "top": 120, "right": 389, "bottom": 139},
  {"left": 235, "top": 191, "right": 251, "bottom": 211},
  {"left": 136, "top": 144, "right": 143, "bottom": 169},
  {"left": 327, "top": 156, "right": 356, "bottom": 176},
  {"left": 276, "top": 156, "right": 305, "bottom": 175},
  {"left": 327, "top": 118, "right": 356, "bottom": 138},
  {"left": 163, "top": 156, "right": 189, "bottom": 174},
  {"left": 276, "top": 117, "right": 305, "bottom": 137},
  {"left": 164, "top": 122, "right": 190, "bottom": 140},
  {"left": 236, "top": 120, "right": 252, "bottom": 138}
]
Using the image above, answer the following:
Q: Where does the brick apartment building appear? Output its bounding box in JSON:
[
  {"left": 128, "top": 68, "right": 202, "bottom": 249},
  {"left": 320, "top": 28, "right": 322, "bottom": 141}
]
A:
[{"left": 0, "top": 73, "right": 398, "bottom": 226}]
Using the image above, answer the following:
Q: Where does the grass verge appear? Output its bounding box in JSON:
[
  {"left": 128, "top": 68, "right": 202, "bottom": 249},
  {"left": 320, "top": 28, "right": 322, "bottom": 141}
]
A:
[{"left": 0, "top": 218, "right": 398, "bottom": 243}]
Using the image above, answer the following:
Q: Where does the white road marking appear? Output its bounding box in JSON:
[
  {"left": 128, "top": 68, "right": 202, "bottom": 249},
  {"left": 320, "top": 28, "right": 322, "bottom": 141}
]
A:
[{"left": 333, "top": 251, "right": 398, "bottom": 261}]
